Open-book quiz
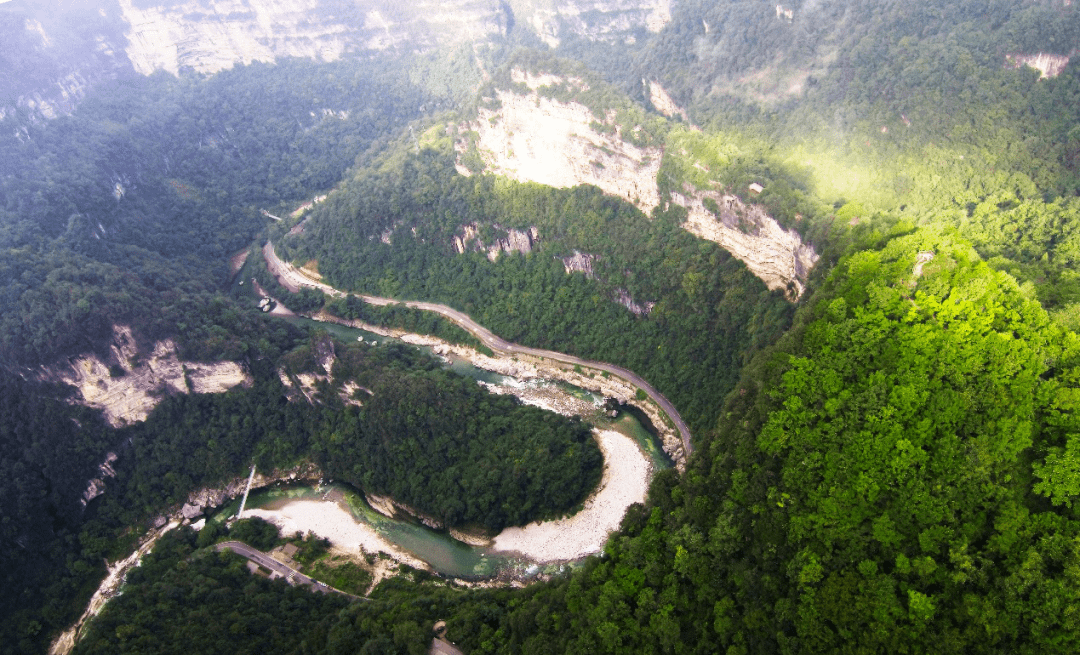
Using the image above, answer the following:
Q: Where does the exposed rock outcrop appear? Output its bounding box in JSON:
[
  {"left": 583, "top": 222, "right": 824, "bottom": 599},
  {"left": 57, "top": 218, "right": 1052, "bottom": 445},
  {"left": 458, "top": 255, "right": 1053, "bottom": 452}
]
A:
[
  {"left": 645, "top": 79, "right": 689, "bottom": 122},
  {"left": 80, "top": 452, "right": 119, "bottom": 507},
  {"left": 458, "top": 72, "right": 662, "bottom": 214},
  {"left": 560, "top": 250, "right": 597, "bottom": 277},
  {"left": 452, "top": 223, "right": 540, "bottom": 260},
  {"left": 670, "top": 188, "right": 818, "bottom": 300},
  {"left": 365, "top": 493, "right": 444, "bottom": 530},
  {"left": 277, "top": 334, "right": 371, "bottom": 407},
  {"left": 457, "top": 72, "right": 817, "bottom": 297},
  {"left": 524, "top": 0, "right": 672, "bottom": 48},
  {"left": 45, "top": 325, "right": 251, "bottom": 427},
  {"left": 117, "top": 0, "right": 506, "bottom": 76},
  {"left": 0, "top": 3, "right": 131, "bottom": 124},
  {"left": 6, "top": 0, "right": 675, "bottom": 122},
  {"left": 1007, "top": 52, "right": 1075, "bottom": 79},
  {"left": 173, "top": 461, "right": 325, "bottom": 524},
  {"left": 339, "top": 381, "right": 371, "bottom": 408},
  {"left": 116, "top": 0, "right": 671, "bottom": 77},
  {"left": 614, "top": 288, "right": 654, "bottom": 316}
]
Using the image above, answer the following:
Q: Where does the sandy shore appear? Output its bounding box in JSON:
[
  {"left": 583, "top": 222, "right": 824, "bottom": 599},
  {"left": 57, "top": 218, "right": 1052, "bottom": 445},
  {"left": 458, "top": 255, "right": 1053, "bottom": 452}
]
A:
[
  {"left": 491, "top": 429, "right": 651, "bottom": 562},
  {"left": 236, "top": 429, "right": 654, "bottom": 570},
  {"left": 241, "top": 502, "right": 429, "bottom": 571}
]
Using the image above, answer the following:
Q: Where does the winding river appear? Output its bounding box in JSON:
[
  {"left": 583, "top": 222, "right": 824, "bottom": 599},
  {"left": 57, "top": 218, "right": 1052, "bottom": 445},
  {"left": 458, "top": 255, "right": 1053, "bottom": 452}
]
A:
[
  {"left": 51, "top": 237, "right": 690, "bottom": 654},
  {"left": 216, "top": 310, "right": 672, "bottom": 579},
  {"left": 231, "top": 242, "right": 696, "bottom": 578}
]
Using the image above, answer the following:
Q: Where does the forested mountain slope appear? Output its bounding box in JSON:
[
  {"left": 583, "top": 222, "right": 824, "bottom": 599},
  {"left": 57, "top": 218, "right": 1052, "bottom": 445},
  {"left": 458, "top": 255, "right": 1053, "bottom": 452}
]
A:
[
  {"left": 628, "top": 0, "right": 1080, "bottom": 312},
  {"left": 276, "top": 128, "right": 795, "bottom": 436},
  {"left": 436, "top": 229, "right": 1080, "bottom": 654},
  {"left": 67, "top": 229, "right": 1080, "bottom": 655},
  {"left": 0, "top": 57, "right": 426, "bottom": 364}
]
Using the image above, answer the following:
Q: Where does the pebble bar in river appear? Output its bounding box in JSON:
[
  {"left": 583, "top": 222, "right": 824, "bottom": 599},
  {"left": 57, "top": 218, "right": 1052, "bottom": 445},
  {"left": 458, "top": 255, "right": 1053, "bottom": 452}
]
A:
[{"left": 491, "top": 429, "right": 650, "bottom": 562}]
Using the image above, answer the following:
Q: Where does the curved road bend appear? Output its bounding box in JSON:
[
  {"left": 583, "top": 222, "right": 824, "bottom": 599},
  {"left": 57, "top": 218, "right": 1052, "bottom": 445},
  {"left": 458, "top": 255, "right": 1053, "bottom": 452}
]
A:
[{"left": 263, "top": 242, "right": 693, "bottom": 457}]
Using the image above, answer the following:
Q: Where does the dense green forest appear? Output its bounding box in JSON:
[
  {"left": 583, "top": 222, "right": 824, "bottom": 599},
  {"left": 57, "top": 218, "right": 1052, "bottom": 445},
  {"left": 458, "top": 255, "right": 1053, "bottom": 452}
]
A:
[
  {"left": 433, "top": 228, "right": 1080, "bottom": 653},
  {"left": 0, "top": 331, "right": 601, "bottom": 651},
  {"left": 0, "top": 56, "right": 428, "bottom": 364},
  {"left": 81, "top": 226, "right": 1080, "bottom": 654},
  {"left": 291, "top": 335, "right": 602, "bottom": 531},
  {"left": 71, "top": 525, "right": 472, "bottom": 655},
  {"left": 631, "top": 0, "right": 1080, "bottom": 309},
  {"left": 278, "top": 138, "right": 795, "bottom": 435},
  {"left": 72, "top": 529, "right": 357, "bottom": 655},
  {"left": 5, "top": 0, "right": 1080, "bottom": 653}
]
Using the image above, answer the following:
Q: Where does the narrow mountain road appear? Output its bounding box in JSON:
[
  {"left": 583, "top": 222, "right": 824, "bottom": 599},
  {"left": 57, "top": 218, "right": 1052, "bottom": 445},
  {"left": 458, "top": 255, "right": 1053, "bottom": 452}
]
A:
[
  {"left": 214, "top": 540, "right": 364, "bottom": 600},
  {"left": 214, "top": 541, "right": 325, "bottom": 588},
  {"left": 263, "top": 242, "right": 694, "bottom": 457}
]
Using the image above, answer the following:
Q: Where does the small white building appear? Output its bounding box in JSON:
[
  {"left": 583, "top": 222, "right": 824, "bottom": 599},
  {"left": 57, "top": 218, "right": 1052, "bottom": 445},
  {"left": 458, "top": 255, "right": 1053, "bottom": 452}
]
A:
[{"left": 748, "top": 182, "right": 764, "bottom": 194}]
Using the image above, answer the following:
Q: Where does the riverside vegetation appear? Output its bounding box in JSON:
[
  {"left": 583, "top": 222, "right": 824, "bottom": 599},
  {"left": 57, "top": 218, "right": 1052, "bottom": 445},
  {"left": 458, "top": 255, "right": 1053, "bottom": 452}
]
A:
[
  {"left": 3, "top": 1, "right": 1080, "bottom": 653},
  {"left": 0, "top": 332, "right": 602, "bottom": 652}
]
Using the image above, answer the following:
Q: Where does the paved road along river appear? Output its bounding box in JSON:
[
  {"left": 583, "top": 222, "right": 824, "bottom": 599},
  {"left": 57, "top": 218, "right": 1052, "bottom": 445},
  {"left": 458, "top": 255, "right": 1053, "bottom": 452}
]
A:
[
  {"left": 263, "top": 243, "right": 693, "bottom": 457},
  {"left": 214, "top": 540, "right": 363, "bottom": 599}
]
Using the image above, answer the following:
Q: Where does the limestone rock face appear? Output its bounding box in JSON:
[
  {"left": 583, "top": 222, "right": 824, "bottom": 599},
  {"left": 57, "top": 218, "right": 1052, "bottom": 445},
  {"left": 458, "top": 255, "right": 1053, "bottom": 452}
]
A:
[
  {"left": 80, "top": 452, "right": 119, "bottom": 507},
  {"left": 117, "top": 0, "right": 509, "bottom": 77},
  {"left": 670, "top": 189, "right": 818, "bottom": 299},
  {"left": 560, "top": 250, "right": 597, "bottom": 277},
  {"left": 459, "top": 72, "right": 662, "bottom": 214},
  {"left": 614, "top": 288, "right": 654, "bottom": 315},
  {"left": 1006, "top": 52, "right": 1075, "bottom": 79},
  {"left": 4, "top": 0, "right": 673, "bottom": 121},
  {"left": 180, "top": 462, "right": 323, "bottom": 520},
  {"left": 44, "top": 325, "right": 251, "bottom": 427},
  {"left": 0, "top": 5, "right": 132, "bottom": 123},
  {"left": 519, "top": 0, "right": 671, "bottom": 47},
  {"left": 458, "top": 71, "right": 817, "bottom": 298},
  {"left": 645, "top": 79, "right": 688, "bottom": 122},
  {"left": 452, "top": 223, "right": 539, "bottom": 260}
]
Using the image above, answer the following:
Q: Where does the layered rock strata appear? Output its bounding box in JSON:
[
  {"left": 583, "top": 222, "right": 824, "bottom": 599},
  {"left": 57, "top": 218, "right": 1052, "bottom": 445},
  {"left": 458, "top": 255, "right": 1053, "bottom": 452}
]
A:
[
  {"left": 670, "top": 189, "right": 818, "bottom": 299},
  {"left": 45, "top": 325, "right": 250, "bottom": 427},
  {"left": 458, "top": 72, "right": 818, "bottom": 297},
  {"left": 459, "top": 73, "right": 663, "bottom": 214}
]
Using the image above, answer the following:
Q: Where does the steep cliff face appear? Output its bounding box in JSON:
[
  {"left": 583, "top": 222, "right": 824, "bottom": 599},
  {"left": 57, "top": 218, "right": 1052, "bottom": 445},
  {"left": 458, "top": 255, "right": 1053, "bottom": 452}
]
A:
[
  {"left": 459, "top": 70, "right": 662, "bottom": 213},
  {"left": 3, "top": 0, "right": 669, "bottom": 121},
  {"left": 43, "top": 325, "right": 251, "bottom": 427},
  {"left": 0, "top": 2, "right": 132, "bottom": 122},
  {"left": 458, "top": 71, "right": 817, "bottom": 298},
  {"left": 117, "top": 0, "right": 669, "bottom": 78},
  {"left": 515, "top": 0, "right": 670, "bottom": 47},
  {"left": 117, "top": 0, "right": 508, "bottom": 76},
  {"left": 670, "top": 188, "right": 818, "bottom": 299}
]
